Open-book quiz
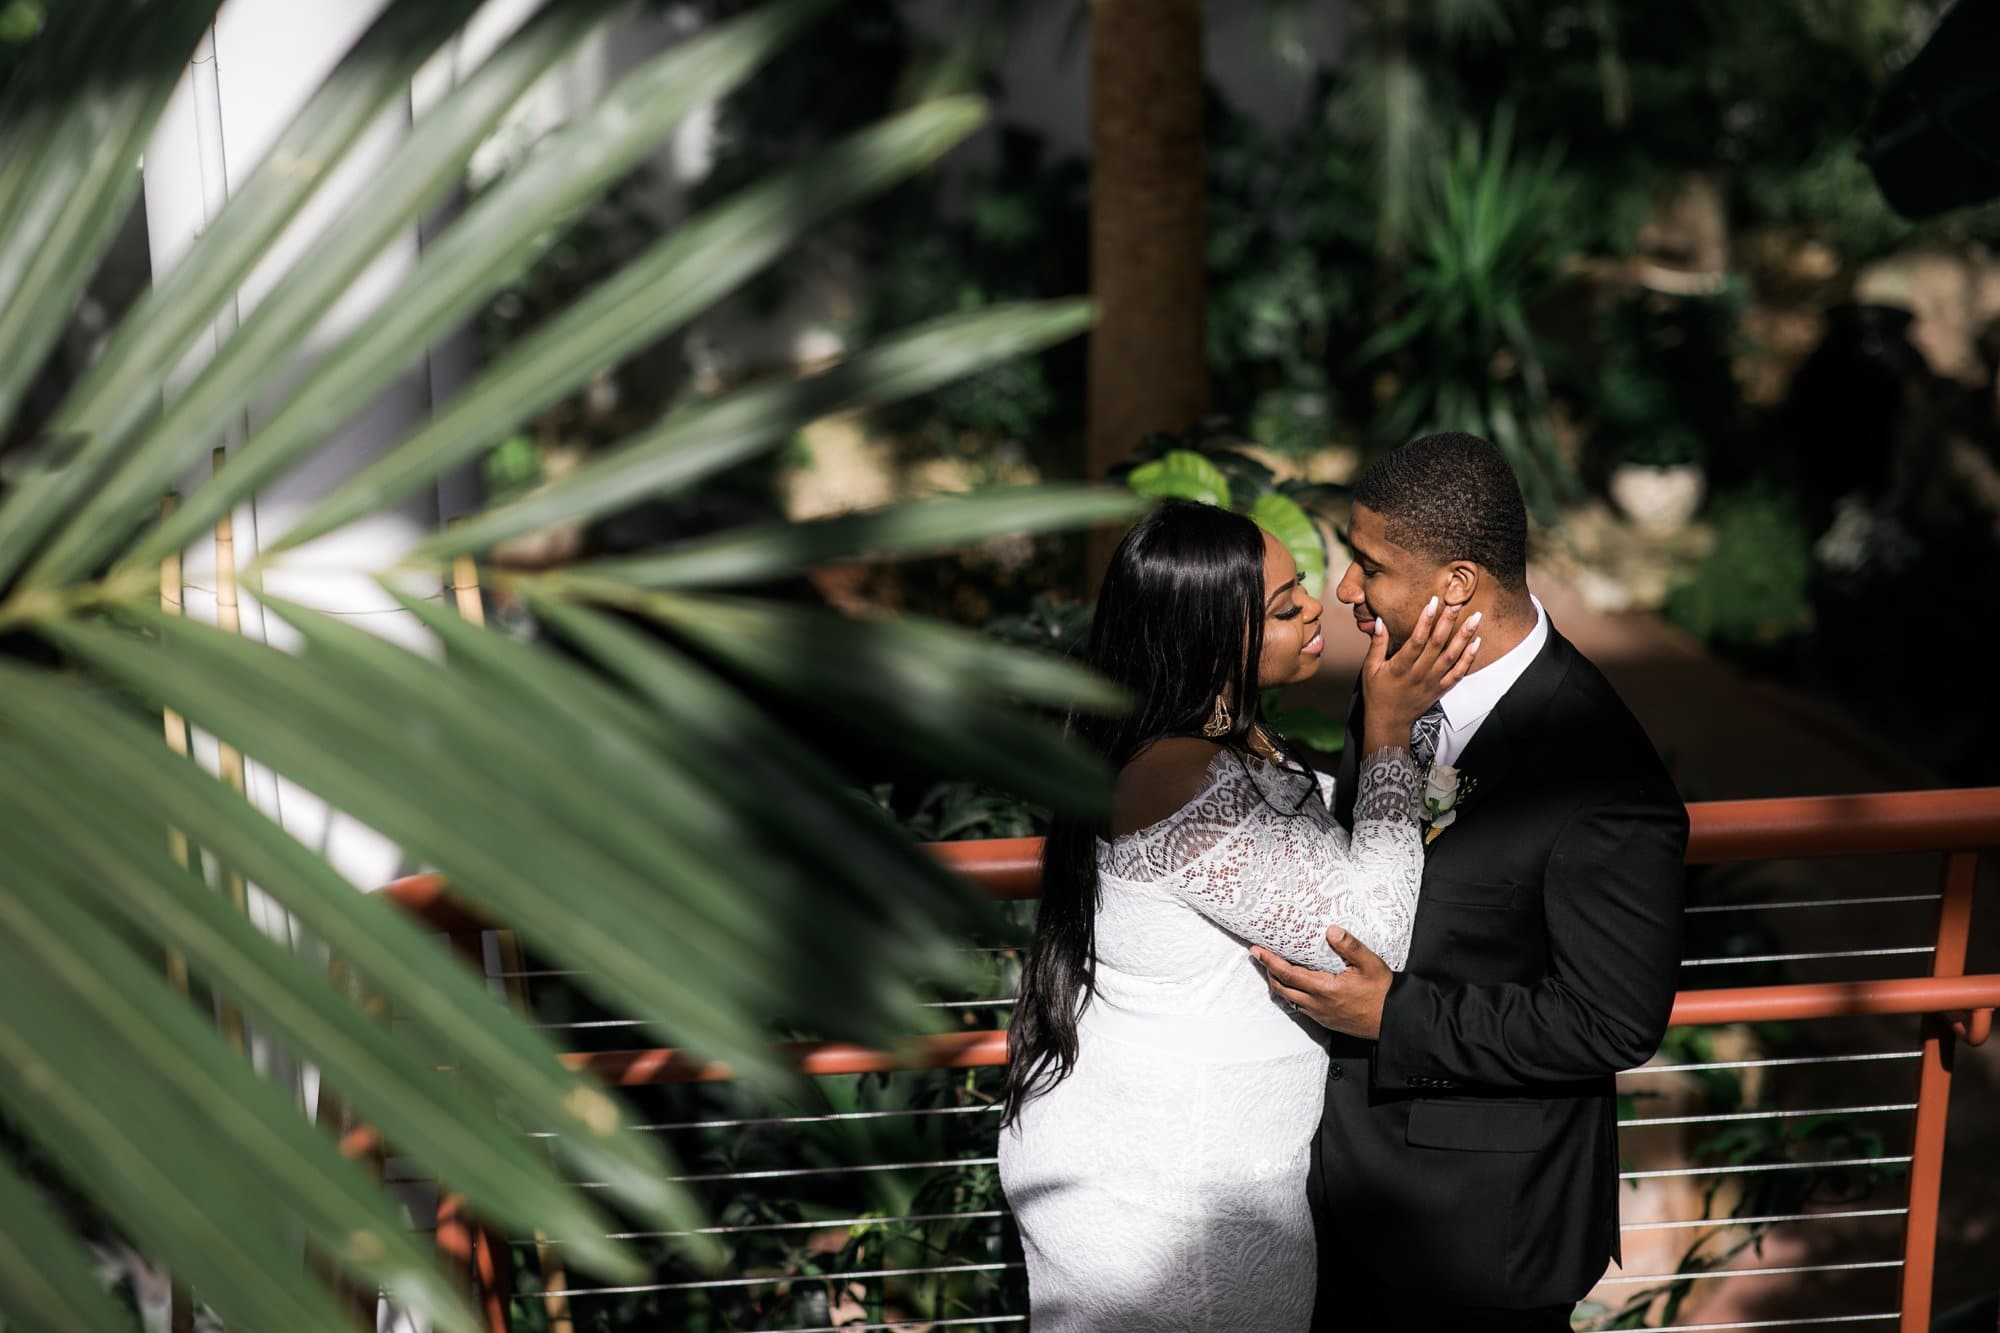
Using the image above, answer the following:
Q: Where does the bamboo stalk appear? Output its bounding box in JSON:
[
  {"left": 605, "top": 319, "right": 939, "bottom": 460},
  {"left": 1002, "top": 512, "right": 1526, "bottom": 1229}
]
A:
[
  {"left": 159, "top": 491, "right": 196, "bottom": 1333},
  {"left": 450, "top": 553, "right": 485, "bottom": 627},
  {"left": 209, "top": 450, "right": 249, "bottom": 1052},
  {"left": 158, "top": 494, "right": 193, "bottom": 994}
]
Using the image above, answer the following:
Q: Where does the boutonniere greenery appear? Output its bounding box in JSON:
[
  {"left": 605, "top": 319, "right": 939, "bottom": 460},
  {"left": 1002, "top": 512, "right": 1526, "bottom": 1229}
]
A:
[{"left": 1422, "top": 763, "right": 1476, "bottom": 846}]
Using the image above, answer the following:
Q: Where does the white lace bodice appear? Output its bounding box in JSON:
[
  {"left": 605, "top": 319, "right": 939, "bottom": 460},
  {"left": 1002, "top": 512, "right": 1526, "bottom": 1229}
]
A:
[
  {"left": 999, "top": 745, "right": 1427, "bottom": 1331},
  {"left": 1095, "top": 745, "right": 1423, "bottom": 988}
]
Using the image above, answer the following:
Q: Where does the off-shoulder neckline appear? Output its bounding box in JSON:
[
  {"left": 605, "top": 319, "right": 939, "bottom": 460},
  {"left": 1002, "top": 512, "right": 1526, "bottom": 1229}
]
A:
[{"left": 1098, "top": 747, "right": 1312, "bottom": 847}]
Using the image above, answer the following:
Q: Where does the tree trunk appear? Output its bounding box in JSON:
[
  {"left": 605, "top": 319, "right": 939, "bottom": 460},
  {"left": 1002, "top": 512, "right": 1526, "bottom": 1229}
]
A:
[{"left": 1088, "top": 0, "right": 1208, "bottom": 493}]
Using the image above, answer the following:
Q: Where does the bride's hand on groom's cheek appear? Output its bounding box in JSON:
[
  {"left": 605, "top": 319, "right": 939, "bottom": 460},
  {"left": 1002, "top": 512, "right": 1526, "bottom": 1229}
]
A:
[{"left": 1250, "top": 928, "right": 1391, "bottom": 1040}]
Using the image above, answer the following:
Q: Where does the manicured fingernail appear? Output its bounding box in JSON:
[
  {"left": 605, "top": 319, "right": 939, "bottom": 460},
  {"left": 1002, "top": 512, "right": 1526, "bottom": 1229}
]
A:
[
  {"left": 1468, "top": 612, "right": 1483, "bottom": 628},
  {"left": 1472, "top": 636, "right": 1483, "bottom": 653},
  {"left": 1427, "top": 596, "right": 1439, "bottom": 613}
]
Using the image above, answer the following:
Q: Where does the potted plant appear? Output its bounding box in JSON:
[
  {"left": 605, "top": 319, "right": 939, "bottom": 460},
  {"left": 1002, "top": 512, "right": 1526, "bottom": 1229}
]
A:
[{"left": 1598, "top": 361, "right": 1709, "bottom": 537}]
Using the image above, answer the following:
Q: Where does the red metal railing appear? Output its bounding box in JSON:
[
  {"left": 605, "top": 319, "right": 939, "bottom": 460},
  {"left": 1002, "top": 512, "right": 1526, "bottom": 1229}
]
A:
[{"left": 384, "top": 787, "right": 2000, "bottom": 1333}]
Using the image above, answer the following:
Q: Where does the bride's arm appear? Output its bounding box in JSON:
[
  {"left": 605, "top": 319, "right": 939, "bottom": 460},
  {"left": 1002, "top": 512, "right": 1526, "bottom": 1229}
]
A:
[
  {"left": 1325, "top": 744, "right": 1424, "bottom": 969},
  {"left": 1143, "top": 751, "right": 1423, "bottom": 972}
]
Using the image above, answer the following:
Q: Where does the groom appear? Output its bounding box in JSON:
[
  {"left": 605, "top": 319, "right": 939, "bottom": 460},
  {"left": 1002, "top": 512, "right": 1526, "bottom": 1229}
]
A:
[{"left": 1252, "top": 433, "right": 1689, "bottom": 1331}]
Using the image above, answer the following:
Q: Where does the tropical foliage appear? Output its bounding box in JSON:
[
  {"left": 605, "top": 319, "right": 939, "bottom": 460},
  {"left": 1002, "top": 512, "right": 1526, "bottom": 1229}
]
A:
[
  {"left": 1349, "top": 107, "right": 1582, "bottom": 521},
  {"left": 0, "top": 3, "right": 1140, "bottom": 1330}
]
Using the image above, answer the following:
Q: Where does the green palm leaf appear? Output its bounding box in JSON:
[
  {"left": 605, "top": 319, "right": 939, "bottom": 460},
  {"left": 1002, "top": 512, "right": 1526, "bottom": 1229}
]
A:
[
  {"left": 0, "top": 669, "right": 679, "bottom": 1219},
  {"left": 46, "top": 610, "right": 790, "bottom": 1078},
  {"left": 552, "top": 483, "right": 1141, "bottom": 591},
  {"left": 550, "top": 587, "right": 1119, "bottom": 812},
  {"left": 417, "top": 299, "right": 1093, "bottom": 560},
  {"left": 327, "top": 587, "right": 982, "bottom": 1029},
  {"left": 0, "top": 1155, "right": 140, "bottom": 1333},
  {"left": 25, "top": 0, "right": 659, "bottom": 589},
  {"left": 0, "top": 873, "right": 458, "bottom": 1333},
  {"left": 533, "top": 597, "right": 1006, "bottom": 932},
  {"left": 273, "top": 94, "right": 999, "bottom": 559},
  {"left": 0, "top": 1, "right": 221, "bottom": 430},
  {"left": 0, "top": 0, "right": 485, "bottom": 584},
  {"left": 120, "top": 0, "right": 839, "bottom": 576},
  {"left": 0, "top": 757, "right": 636, "bottom": 1283},
  {"left": 0, "top": 0, "right": 1115, "bottom": 1326}
]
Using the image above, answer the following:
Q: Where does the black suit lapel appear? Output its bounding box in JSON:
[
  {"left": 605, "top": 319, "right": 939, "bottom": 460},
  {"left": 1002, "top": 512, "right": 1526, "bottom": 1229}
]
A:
[
  {"left": 1337, "top": 625, "right": 1571, "bottom": 835},
  {"left": 1449, "top": 626, "right": 1574, "bottom": 795}
]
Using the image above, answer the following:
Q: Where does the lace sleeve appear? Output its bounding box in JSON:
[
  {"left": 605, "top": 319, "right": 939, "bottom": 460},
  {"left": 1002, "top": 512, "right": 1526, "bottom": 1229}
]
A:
[
  {"left": 1339, "top": 746, "right": 1425, "bottom": 970},
  {"left": 1109, "top": 750, "right": 1426, "bottom": 972}
]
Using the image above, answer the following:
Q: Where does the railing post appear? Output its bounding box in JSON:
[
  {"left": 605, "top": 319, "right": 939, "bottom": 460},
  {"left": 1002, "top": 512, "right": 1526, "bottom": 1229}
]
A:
[{"left": 1900, "top": 849, "right": 1980, "bottom": 1332}]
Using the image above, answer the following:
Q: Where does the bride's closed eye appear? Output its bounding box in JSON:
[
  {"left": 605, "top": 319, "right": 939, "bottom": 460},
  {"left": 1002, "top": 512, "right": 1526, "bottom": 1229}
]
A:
[{"left": 1274, "top": 605, "right": 1303, "bottom": 621}]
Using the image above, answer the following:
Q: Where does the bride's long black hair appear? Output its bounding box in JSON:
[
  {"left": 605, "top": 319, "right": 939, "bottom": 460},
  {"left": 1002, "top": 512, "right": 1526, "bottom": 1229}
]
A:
[{"left": 1000, "top": 501, "right": 1273, "bottom": 1127}]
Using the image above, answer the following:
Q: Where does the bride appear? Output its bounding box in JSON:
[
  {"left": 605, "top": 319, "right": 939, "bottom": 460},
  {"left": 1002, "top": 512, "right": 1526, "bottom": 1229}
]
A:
[{"left": 997, "top": 500, "right": 1478, "bottom": 1331}]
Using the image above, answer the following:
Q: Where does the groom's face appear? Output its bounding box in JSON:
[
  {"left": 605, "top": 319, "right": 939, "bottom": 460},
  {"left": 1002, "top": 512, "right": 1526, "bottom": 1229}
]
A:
[{"left": 1334, "top": 503, "right": 1446, "bottom": 653}]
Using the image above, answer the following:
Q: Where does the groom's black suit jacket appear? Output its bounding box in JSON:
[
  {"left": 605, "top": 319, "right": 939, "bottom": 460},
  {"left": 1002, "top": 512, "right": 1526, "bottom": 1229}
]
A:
[{"left": 1309, "top": 625, "right": 1688, "bottom": 1313}]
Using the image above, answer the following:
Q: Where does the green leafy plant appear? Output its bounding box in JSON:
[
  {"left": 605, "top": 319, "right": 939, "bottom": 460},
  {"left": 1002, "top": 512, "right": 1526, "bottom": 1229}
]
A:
[
  {"left": 0, "top": 3, "right": 1141, "bottom": 1330},
  {"left": 1119, "top": 435, "right": 1349, "bottom": 751},
  {"left": 0, "top": 0, "right": 39, "bottom": 44},
  {"left": 1596, "top": 362, "right": 1706, "bottom": 470},
  {"left": 1124, "top": 448, "right": 1233, "bottom": 508},
  {"left": 1663, "top": 486, "right": 1816, "bottom": 652},
  {"left": 1351, "top": 105, "right": 1583, "bottom": 521},
  {"left": 1589, "top": 289, "right": 1747, "bottom": 478},
  {"left": 1321, "top": 0, "right": 1521, "bottom": 247},
  {"left": 1122, "top": 439, "right": 1334, "bottom": 598},
  {"left": 1204, "top": 104, "right": 1374, "bottom": 460}
]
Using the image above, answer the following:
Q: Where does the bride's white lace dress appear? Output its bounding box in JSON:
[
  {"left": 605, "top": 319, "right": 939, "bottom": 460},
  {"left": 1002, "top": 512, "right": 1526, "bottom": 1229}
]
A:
[{"left": 998, "top": 746, "right": 1423, "bottom": 1332}]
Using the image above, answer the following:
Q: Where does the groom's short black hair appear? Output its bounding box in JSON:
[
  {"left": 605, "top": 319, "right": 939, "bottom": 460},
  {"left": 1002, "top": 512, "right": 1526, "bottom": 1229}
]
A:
[{"left": 1352, "top": 432, "right": 1529, "bottom": 589}]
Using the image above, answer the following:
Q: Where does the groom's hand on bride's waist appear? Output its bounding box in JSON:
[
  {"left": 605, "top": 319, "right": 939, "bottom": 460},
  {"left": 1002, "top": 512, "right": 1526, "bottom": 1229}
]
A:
[{"left": 1250, "top": 928, "right": 1390, "bottom": 1040}]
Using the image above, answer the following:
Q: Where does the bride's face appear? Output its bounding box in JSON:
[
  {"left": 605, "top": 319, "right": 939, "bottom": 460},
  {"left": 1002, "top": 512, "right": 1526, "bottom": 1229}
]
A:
[{"left": 1256, "top": 531, "right": 1326, "bottom": 688}]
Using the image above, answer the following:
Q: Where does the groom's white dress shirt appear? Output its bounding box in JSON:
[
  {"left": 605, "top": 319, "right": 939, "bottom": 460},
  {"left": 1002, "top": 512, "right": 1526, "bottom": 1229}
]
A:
[{"left": 1430, "top": 594, "right": 1547, "bottom": 768}]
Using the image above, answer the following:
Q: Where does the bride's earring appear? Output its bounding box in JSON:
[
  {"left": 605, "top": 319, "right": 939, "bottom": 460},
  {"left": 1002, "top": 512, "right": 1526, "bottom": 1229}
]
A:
[{"left": 1201, "top": 695, "right": 1232, "bottom": 737}]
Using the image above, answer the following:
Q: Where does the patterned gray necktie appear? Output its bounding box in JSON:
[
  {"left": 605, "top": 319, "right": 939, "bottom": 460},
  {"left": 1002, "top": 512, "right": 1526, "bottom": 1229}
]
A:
[{"left": 1410, "top": 702, "right": 1446, "bottom": 773}]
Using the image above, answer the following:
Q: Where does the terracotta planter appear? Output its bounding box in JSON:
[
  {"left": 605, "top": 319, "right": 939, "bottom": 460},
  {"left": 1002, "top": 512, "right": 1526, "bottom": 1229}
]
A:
[{"left": 1610, "top": 462, "right": 1706, "bottom": 537}]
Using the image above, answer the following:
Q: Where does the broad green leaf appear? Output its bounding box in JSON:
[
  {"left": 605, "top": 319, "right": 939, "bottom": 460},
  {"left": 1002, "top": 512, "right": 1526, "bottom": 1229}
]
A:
[
  {"left": 0, "top": 1155, "right": 140, "bottom": 1333},
  {"left": 0, "top": 666, "right": 683, "bottom": 1226},
  {"left": 122, "top": 0, "right": 844, "bottom": 575},
  {"left": 1248, "top": 490, "right": 1327, "bottom": 596},
  {"left": 0, "top": 0, "right": 484, "bottom": 585},
  {"left": 560, "top": 588, "right": 1119, "bottom": 814},
  {"left": 1125, "top": 449, "right": 1232, "bottom": 507},
  {"left": 271, "top": 92, "right": 994, "bottom": 559},
  {"left": 0, "top": 1, "right": 219, "bottom": 432},
  {"left": 0, "top": 875, "right": 419, "bottom": 1333},
  {"left": 556, "top": 484, "right": 1143, "bottom": 590},
  {"left": 26, "top": 0, "right": 636, "bottom": 590},
  {"left": 0, "top": 757, "right": 637, "bottom": 1285},
  {"left": 419, "top": 299, "right": 1094, "bottom": 559}
]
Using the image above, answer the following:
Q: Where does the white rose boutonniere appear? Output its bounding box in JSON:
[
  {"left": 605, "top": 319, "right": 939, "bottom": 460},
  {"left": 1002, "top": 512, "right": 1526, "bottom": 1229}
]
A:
[{"left": 1422, "top": 763, "right": 1475, "bottom": 846}]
